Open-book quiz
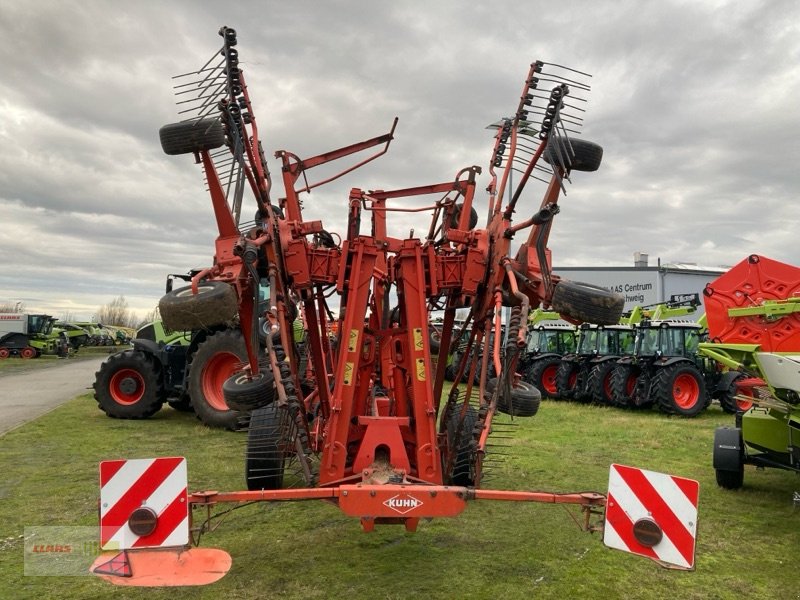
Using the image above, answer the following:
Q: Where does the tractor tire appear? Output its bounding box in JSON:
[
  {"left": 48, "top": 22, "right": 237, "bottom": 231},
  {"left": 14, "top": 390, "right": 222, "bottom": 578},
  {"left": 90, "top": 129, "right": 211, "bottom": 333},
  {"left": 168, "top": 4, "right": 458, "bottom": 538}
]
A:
[
  {"left": 609, "top": 365, "right": 639, "bottom": 408},
  {"left": 551, "top": 280, "right": 624, "bottom": 326},
  {"left": 444, "top": 361, "right": 458, "bottom": 381},
  {"left": 159, "top": 117, "right": 225, "bottom": 156},
  {"left": 487, "top": 377, "right": 541, "bottom": 417},
  {"left": 587, "top": 361, "right": 617, "bottom": 405},
  {"left": 447, "top": 350, "right": 480, "bottom": 385},
  {"left": 93, "top": 350, "right": 164, "bottom": 419},
  {"left": 734, "top": 386, "right": 755, "bottom": 413},
  {"left": 223, "top": 370, "right": 277, "bottom": 412},
  {"left": 543, "top": 138, "right": 603, "bottom": 172},
  {"left": 20, "top": 347, "right": 36, "bottom": 359},
  {"left": 446, "top": 404, "right": 479, "bottom": 486},
  {"left": 159, "top": 281, "right": 238, "bottom": 332},
  {"left": 713, "top": 427, "right": 744, "bottom": 490},
  {"left": 246, "top": 403, "right": 297, "bottom": 490},
  {"left": 555, "top": 361, "right": 579, "bottom": 400},
  {"left": 718, "top": 374, "right": 752, "bottom": 414},
  {"left": 0, "top": 347, "right": 9, "bottom": 359},
  {"left": 188, "top": 329, "right": 246, "bottom": 430},
  {"left": 167, "top": 397, "right": 194, "bottom": 412},
  {"left": 524, "top": 356, "right": 561, "bottom": 399},
  {"left": 653, "top": 363, "right": 708, "bottom": 417}
]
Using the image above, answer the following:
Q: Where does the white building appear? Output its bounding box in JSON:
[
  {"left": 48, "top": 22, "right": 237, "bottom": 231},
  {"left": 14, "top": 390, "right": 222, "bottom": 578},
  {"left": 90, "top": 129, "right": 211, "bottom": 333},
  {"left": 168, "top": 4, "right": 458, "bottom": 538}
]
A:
[{"left": 553, "top": 252, "right": 728, "bottom": 315}]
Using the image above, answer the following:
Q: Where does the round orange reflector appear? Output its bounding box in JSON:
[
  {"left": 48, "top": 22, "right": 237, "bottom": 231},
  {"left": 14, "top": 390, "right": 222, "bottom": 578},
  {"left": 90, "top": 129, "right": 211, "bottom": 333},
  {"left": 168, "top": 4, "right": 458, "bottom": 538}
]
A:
[
  {"left": 632, "top": 517, "right": 663, "bottom": 547},
  {"left": 128, "top": 507, "right": 158, "bottom": 537}
]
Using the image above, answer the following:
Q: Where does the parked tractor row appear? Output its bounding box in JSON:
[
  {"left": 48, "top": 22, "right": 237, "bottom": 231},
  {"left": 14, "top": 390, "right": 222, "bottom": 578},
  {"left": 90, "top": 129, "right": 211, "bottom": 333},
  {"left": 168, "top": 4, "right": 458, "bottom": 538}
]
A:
[
  {"left": 0, "top": 313, "right": 134, "bottom": 359},
  {"left": 517, "top": 295, "right": 733, "bottom": 417}
]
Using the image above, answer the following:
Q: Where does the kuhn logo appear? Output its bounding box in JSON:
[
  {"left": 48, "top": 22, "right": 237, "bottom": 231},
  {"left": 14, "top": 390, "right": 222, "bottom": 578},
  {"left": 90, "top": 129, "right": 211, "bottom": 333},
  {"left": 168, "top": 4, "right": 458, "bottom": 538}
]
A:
[{"left": 383, "top": 494, "right": 423, "bottom": 515}]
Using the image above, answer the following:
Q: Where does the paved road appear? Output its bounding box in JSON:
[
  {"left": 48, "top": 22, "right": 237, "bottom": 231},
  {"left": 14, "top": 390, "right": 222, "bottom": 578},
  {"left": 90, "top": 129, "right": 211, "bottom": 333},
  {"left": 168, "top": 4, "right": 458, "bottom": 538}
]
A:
[{"left": 0, "top": 356, "right": 108, "bottom": 435}]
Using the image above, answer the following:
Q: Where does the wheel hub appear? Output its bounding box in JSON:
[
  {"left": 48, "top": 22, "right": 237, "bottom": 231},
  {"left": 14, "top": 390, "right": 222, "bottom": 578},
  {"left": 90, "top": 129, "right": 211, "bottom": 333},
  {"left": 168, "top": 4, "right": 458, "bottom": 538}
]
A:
[{"left": 119, "top": 377, "right": 139, "bottom": 395}]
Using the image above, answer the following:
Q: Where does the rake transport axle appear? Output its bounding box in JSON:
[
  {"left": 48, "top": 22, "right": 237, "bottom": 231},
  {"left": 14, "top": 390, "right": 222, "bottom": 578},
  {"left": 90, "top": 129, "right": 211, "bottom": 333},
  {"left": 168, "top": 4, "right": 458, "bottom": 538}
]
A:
[{"left": 92, "top": 27, "right": 698, "bottom": 585}]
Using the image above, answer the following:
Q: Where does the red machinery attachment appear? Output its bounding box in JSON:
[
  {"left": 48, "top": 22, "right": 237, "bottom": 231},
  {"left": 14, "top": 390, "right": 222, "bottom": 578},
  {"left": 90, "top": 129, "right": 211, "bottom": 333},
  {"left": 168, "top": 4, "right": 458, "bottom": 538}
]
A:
[
  {"left": 92, "top": 27, "right": 698, "bottom": 585},
  {"left": 703, "top": 254, "right": 800, "bottom": 352}
]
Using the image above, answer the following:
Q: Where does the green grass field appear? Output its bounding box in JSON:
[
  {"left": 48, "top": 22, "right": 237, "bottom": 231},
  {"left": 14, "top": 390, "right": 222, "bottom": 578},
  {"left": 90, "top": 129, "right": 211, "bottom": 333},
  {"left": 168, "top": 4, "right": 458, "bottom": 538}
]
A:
[{"left": 0, "top": 395, "right": 798, "bottom": 599}]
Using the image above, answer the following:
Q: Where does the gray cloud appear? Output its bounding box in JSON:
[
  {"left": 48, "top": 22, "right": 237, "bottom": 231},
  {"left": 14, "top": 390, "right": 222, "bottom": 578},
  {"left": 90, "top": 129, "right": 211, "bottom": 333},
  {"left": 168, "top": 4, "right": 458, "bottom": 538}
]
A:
[{"left": 1, "top": 0, "right": 798, "bottom": 320}]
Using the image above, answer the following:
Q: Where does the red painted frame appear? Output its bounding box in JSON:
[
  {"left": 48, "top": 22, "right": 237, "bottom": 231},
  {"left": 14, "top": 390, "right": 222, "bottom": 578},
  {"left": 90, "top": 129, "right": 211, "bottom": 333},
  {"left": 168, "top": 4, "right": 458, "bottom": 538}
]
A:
[{"left": 181, "top": 54, "right": 601, "bottom": 529}]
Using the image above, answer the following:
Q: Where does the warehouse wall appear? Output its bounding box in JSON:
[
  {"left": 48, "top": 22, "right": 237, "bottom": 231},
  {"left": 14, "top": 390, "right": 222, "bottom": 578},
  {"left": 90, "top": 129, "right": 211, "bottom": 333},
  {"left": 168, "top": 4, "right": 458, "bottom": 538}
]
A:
[{"left": 552, "top": 266, "right": 724, "bottom": 315}]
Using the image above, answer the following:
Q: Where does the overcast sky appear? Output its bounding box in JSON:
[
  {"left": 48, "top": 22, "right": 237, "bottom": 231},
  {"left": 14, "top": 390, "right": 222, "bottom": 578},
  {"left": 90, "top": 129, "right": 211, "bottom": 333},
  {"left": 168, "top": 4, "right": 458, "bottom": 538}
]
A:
[{"left": 1, "top": 0, "right": 798, "bottom": 322}]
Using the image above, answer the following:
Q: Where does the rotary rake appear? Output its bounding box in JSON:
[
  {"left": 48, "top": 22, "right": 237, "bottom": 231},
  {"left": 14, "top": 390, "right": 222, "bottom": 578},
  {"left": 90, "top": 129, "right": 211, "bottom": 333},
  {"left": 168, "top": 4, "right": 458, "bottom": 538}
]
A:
[{"left": 92, "top": 27, "right": 699, "bottom": 585}]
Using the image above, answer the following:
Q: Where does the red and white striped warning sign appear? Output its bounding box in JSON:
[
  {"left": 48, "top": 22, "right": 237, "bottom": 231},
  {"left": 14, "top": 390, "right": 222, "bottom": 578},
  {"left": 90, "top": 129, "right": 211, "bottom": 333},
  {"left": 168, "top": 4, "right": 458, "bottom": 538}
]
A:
[
  {"left": 604, "top": 463, "right": 699, "bottom": 569},
  {"left": 99, "top": 457, "right": 189, "bottom": 550}
]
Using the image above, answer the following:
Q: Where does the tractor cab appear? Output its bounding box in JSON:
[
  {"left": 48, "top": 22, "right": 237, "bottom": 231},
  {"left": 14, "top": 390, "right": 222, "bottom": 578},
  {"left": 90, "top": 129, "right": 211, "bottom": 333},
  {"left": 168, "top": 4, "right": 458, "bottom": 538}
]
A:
[
  {"left": 576, "top": 323, "right": 635, "bottom": 358},
  {"left": 27, "top": 314, "right": 56, "bottom": 337},
  {"left": 634, "top": 319, "right": 703, "bottom": 360},
  {"left": 521, "top": 321, "right": 577, "bottom": 398},
  {"left": 525, "top": 322, "right": 576, "bottom": 356}
]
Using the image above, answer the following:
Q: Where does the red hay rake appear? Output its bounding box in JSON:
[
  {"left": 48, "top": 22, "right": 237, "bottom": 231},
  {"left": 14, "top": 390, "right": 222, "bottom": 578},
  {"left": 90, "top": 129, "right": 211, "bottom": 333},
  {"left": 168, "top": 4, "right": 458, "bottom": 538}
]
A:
[{"left": 92, "top": 27, "right": 698, "bottom": 585}]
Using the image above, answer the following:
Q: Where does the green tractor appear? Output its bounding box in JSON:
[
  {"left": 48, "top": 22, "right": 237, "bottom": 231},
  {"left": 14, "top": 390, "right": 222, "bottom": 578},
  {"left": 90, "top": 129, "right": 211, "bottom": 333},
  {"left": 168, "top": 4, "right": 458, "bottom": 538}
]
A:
[
  {"left": 92, "top": 272, "right": 251, "bottom": 429},
  {"left": 609, "top": 319, "right": 735, "bottom": 417},
  {"left": 519, "top": 309, "right": 577, "bottom": 399},
  {"left": 0, "top": 312, "right": 59, "bottom": 358}
]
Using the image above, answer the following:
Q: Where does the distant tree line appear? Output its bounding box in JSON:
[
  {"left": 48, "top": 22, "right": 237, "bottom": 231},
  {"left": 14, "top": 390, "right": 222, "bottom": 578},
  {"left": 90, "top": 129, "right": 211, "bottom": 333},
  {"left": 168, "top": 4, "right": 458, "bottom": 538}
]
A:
[
  {"left": 2, "top": 297, "right": 159, "bottom": 329},
  {"left": 94, "top": 296, "right": 159, "bottom": 329}
]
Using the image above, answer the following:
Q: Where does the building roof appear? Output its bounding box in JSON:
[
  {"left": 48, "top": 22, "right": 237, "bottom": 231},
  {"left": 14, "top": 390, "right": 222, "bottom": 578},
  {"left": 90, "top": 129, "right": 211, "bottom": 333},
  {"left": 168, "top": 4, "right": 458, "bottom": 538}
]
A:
[
  {"left": 661, "top": 262, "right": 728, "bottom": 274},
  {"left": 554, "top": 262, "right": 727, "bottom": 276}
]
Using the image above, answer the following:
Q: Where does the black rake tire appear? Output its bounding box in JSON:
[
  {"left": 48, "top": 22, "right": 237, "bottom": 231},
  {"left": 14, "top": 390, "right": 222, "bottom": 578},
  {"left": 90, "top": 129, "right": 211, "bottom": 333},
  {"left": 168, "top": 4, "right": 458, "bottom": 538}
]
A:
[
  {"left": 223, "top": 370, "right": 277, "bottom": 412},
  {"left": 653, "top": 363, "right": 708, "bottom": 417},
  {"left": 246, "top": 403, "right": 297, "bottom": 490},
  {"left": 450, "top": 203, "right": 479, "bottom": 230},
  {"left": 543, "top": 137, "right": 603, "bottom": 172},
  {"left": 487, "top": 377, "right": 541, "bottom": 417},
  {"left": 159, "top": 117, "right": 225, "bottom": 156},
  {"left": 188, "top": 329, "right": 246, "bottom": 430},
  {"left": 587, "top": 361, "right": 617, "bottom": 405},
  {"left": 93, "top": 350, "right": 164, "bottom": 419},
  {"left": 446, "top": 405, "right": 479, "bottom": 486},
  {"left": 159, "top": 281, "right": 238, "bottom": 332},
  {"left": 551, "top": 280, "right": 624, "bottom": 326},
  {"left": 429, "top": 326, "right": 442, "bottom": 354}
]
